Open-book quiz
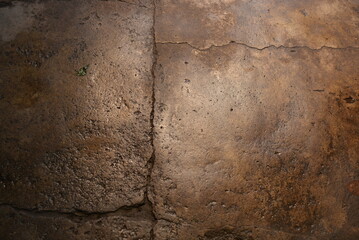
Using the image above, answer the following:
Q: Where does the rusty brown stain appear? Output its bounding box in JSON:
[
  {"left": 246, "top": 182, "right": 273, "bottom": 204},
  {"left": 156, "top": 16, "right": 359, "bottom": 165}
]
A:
[
  {"left": 347, "top": 180, "right": 359, "bottom": 196},
  {"left": 10, "top": 69, "right": 48, "bottom": 109}
]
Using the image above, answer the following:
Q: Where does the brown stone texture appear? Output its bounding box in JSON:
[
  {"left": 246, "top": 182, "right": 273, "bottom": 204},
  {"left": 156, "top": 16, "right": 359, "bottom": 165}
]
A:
[
  {"left": 0, "top": 205, "right": 154, "bottom": 240},
  {"left": 155, "top": 0, "right": 359, "bottom": 49},
  {"left": 0, "top": 0, "right": 154, "bottom": 212},
  {"left": 1, "top": 0, "right": 359, "bottom": 239},
  {"left": 152, "top": 0, "right": 359, "bottom": 239},
  {"left": 151, "top": 44, "right": 359, "bottom": 239}
]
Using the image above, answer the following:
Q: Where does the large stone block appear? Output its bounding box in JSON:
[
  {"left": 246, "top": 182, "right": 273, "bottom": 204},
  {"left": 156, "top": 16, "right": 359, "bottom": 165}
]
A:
[
  {"left": 151, "top": 43, "right": 359, "bottom": 239},
  {"left": 0, "top": 0, "right": 154, "bottom": 212}
]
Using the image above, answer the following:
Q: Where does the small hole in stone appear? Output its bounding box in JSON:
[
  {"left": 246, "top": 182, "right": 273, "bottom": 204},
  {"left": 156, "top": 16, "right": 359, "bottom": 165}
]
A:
[{"left": 344, "top": 96, "right": 355, "bottom": 103}]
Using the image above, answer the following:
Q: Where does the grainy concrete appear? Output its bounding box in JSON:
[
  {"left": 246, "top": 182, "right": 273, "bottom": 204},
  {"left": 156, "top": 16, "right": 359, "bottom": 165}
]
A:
[{"left": 0, "top": 0, "right": 358, "bottom": 239}]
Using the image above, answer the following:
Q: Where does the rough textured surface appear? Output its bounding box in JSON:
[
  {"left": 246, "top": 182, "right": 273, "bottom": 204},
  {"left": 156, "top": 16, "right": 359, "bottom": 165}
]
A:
[
  {"left": 1, "top": 0, "right": 359, "bottom": 239},
  {"left": 155, "top": 0, "right": 359, "bottom": 49},
  {"left": 0, "top": 205, "right": 154, "bottom": 240},
  {"left": 151, "top": 44, "right": 359, "bottom": 239},
  {"left": 0, "top": 0, "right": 153, "bottom": 212}
]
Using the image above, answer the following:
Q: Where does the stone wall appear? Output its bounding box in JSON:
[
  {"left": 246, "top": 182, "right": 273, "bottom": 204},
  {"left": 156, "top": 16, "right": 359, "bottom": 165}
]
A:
[{"left": 0, "top": 0, "right": 358, "bottom": 239}]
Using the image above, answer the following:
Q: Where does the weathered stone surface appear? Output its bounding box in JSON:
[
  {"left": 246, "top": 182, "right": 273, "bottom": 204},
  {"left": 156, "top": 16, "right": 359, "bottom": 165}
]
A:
[
  {"left": 152, "top": 220, "right": 320, "bottom": 240},
  {"left": 151, "top": 44, "right": 359, "bottom": 239},
  {"left": 155, "top": 0, "right": 359, "bottom": 49},
  {"left": 0, "top": 0, "right": 154, "bottom": 212},
  {"left": 0, "top": 205, "right": 154, "bottom": 240},
  {"left": 1, "top": 0, "right": 359, "bottom": 239}
]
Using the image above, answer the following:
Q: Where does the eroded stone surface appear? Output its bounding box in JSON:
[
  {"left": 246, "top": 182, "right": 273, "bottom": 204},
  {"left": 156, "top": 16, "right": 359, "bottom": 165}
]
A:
[
  {"left": 0, "top": 205, "right": 153, "bottom": 240},
  {"left": 151, "top": 44, "right": 359, "bottom": 239},
  {"left": 155, "top": 0, "right": 359, "bottom": 49},
  {"left": 0, "top": 0, "right": 154, "bottom": 212},
  {"left": 152, "top": 220, "right": 321, "bottom": 240},
  {"left": 1, "top": 0, "right": 359, "bottom": 239}
]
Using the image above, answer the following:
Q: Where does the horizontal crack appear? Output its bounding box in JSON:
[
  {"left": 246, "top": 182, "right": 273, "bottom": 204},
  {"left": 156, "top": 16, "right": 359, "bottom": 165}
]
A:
[
  {"left": 100, "top": 0, "right": 151, "bottom": 8},
  {"left": 156, "top": 41, "right": 359, "bottom": 51},
  {"left": 0, "top": 202, "right": 151, "bottom": 218}
]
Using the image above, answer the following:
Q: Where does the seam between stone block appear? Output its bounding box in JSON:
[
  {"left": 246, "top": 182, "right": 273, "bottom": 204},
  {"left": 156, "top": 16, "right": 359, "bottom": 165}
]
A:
[{"left": 156, "top": 41, "right": 359, "bottom": 51}]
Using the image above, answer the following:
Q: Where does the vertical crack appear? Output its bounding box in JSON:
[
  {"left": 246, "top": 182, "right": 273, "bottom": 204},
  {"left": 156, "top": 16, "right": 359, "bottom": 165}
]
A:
[{"left": 146, "top": 0, "right": 158, "bottom": 239}]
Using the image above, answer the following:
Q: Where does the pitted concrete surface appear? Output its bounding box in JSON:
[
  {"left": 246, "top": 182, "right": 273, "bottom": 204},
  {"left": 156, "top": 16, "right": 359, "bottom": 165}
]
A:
[
  {"left": 0, "top": 0, "right": 358, "bottom": 239},
  {"left": 0, "top": 0, "right": 154, "bottom": 212}
]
